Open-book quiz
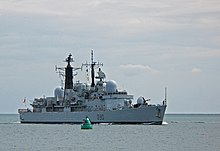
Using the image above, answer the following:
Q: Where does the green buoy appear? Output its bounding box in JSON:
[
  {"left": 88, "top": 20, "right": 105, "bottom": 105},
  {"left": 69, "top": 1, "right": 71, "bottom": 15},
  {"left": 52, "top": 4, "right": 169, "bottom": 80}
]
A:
[{"left": 81, "top": 116, "right": 93, "bottom": 129}]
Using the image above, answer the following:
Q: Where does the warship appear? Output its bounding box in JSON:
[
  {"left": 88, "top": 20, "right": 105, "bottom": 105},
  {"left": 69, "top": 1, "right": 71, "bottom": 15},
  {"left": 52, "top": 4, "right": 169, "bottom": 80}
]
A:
[{"left": 18, "top": 51, "right": 167, "bottom": 125}]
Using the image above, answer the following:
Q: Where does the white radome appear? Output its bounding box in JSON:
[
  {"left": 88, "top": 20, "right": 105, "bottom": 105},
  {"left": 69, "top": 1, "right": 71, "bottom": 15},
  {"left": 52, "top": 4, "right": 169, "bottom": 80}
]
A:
[
  {"left": 54, "top": 87, "right": 64, "bottom": 98},
  {"left": 137, "top": 96, "right": 145, "bottom": 104},
  {"left": 106, "top": 80, "right": 118, "bottom": 93}
]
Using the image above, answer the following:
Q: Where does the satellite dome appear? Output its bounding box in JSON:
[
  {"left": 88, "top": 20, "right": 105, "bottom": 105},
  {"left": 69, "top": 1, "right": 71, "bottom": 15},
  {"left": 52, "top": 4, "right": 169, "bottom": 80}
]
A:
[
  {"left": 81, "top": 83, "right": 86, "bottom": 90},
  {"left": 103, "top": 82, "right": 106, "bottom": 88},
  {"left": 137, "top": 96, "right": 145, "bottom": 104},
  {"left": 54, "top": 87, "right": 64, "bottom": 98},
  {"left": 106, "top": 80, "right": 118, "bottom": 93}
]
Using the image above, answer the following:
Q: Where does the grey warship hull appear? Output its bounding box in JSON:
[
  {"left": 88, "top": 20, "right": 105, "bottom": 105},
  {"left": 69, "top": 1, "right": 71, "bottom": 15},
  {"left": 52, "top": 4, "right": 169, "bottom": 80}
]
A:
[
  {"left": 18, "top": 52, "right": 167, "bottom": 125},
  {"left": 20, "top": 105, "right": 166, "bottom": 125}
]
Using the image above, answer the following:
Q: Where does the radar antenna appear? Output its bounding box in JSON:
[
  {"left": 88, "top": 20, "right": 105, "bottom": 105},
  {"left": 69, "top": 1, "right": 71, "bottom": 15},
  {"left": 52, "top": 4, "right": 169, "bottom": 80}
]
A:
[
  {"left": 55, "top": 65, "right": 65, "bottom": 89},
  {"left": 55, "top": 53, "right": 82, "bottom": 89},
  {"left": 65, "top": 53, "right": 73, "bottom": 66},
  {"left": 82, "top": 50, "right": 103, "bottom": 87}
]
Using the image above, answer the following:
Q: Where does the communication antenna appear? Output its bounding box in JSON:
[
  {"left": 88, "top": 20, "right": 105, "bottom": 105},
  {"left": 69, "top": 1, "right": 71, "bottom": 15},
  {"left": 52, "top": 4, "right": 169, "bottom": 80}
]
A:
[
  {"left": 82, "top": 50, "right": 103, "bottom": 87},
  {"left": 164, "top": 87, "right": 167, "bottom": 105},
  {"left": 55, "top": 65, "right": 65, "bottom": 89},
  {"left": 55, "top": 54, "right": 82, "bottom": 88},
  {"left": 91, "top": 49, "right": 94, "bottom": 64}
]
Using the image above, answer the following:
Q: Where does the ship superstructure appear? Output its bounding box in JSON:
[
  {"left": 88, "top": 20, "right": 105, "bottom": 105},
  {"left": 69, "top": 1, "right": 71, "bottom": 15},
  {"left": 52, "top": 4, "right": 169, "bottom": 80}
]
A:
[{"left": 18, "top": 51, "right": 167, "bottom": 125}]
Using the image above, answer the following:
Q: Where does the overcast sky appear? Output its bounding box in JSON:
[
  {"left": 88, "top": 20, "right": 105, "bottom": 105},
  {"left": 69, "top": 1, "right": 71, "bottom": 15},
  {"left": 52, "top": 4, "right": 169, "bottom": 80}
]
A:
[{"left": 0, "top": 0, "right": 220, "bottom": 114}]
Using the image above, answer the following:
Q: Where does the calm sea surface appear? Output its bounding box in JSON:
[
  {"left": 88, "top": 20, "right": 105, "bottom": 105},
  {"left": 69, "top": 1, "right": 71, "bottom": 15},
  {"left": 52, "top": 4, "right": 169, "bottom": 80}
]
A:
[{"left": 0, "top": 114, "right": 219, "bottom": 151}]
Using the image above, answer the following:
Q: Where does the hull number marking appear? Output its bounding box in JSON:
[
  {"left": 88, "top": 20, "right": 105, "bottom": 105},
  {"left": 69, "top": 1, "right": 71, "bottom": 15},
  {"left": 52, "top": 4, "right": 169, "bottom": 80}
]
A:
[{"left": 97, "top": 114, "right": 104, "bottom": 120}]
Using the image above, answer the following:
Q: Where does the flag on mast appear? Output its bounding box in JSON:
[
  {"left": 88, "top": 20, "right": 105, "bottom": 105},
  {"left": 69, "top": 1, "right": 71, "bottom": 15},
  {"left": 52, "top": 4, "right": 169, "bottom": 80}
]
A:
[{"left": 23, "top": 97, "right": 26, "bottom": 107}]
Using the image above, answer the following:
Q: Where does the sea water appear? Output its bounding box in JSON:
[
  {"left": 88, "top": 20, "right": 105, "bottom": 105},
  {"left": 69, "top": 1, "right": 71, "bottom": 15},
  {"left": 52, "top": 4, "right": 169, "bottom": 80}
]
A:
[{"left": 0, "top": 114, "right": 219, "bottom": 151}]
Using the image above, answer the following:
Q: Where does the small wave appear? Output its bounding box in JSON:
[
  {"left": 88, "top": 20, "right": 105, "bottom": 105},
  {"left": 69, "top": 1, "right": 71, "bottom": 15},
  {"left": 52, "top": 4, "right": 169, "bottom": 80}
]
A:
[
  {"left": 0, "top": 122, "right": 17, "bottom": 125},
  {"left": 94, "top": 123, "right": 112, "bottom": 125},
  {"left": 191, "top": 121, "right": 205, "bottom": 124},
  {"left": 0, "top": 121, "right": 20, "bottom": 124},
  {"left": 162, "top": 121, "right": 168, "bottom": 125},
  {"left": 170, "top": 121, "right": 178, "bottom": 123},
  {"left": 13, "top": 121, "right": 21, "bottom": 124},
  {"left": 169, "top": 121, "right": 206, "bottom": 124}
]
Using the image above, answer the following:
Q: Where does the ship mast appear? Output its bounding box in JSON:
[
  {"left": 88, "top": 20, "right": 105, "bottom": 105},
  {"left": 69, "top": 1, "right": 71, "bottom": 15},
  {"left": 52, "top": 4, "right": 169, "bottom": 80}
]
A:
[
  {"left": 91, "top": 50, "right": 95, "bottom": 87},
  {"left": 65, "top": 54, "right": 73, "bottom": 90},
  {"left": 82, "top": 50, "right": 103, "bottom": 89},
  {"left": 55, "top": 54, "right": 81, "bottom": 104},
  {"left": 164, "top": 87, "right": 167, "bottom": 106}
]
